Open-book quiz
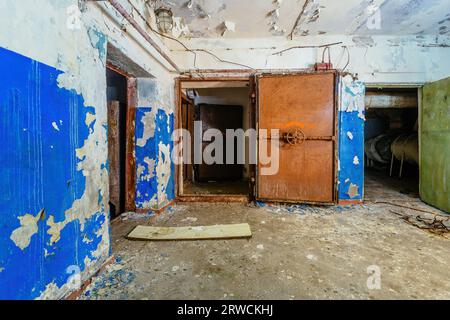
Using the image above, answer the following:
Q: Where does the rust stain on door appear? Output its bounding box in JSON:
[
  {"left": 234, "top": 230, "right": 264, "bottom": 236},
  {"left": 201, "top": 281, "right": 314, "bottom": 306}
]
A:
[{"left": 257, "top": 73, "right": 336, "bottom": 204}]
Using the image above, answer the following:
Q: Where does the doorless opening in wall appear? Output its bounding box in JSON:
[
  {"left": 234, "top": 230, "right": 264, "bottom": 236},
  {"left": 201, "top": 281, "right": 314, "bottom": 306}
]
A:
[
  {"left": 364, "top": 87, "right": 420, "bottom": 202},
  {"left": 178, "top": 80, "right": 253, "bottom": 202},
  {"left": 106, "top": 67, "right": 129, "bottom": 218}
]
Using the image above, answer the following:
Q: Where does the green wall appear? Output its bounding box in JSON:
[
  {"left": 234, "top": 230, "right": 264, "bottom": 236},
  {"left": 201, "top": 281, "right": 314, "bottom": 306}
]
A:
[{"left": 421, "top": 77, "right": 450, "bottom": 213}]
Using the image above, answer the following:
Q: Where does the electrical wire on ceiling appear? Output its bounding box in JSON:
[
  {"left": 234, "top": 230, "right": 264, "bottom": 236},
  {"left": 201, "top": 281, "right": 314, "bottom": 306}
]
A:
[
  {"left": 342, "top": 46, "right": 350, "bottom": 72},
  {"left": 125, "top": 0, "right": 256, "bottom": 71},
  {"left": 111, "top": 0, "right": 353, "bottom": 74},
  {"left": 270, "top": 42, "right": 343, "bottom": 56},
  {"left": 321, "top": 46, "right": 331, "bottom": 64}
]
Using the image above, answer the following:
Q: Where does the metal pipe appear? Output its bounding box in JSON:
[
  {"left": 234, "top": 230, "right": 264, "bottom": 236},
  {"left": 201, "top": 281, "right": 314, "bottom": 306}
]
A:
[
  {"left": 288, "top": 0, "right": 312, "bottom": 40},
  {"left": 107, "top": 0, "right": 181, "bottom": 73},
  {"left": 391, "top": 133, "right": 419, "bottom": 165}
]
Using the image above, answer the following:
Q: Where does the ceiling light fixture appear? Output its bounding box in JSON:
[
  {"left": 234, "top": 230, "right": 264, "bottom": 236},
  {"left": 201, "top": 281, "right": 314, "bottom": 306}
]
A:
[{"left": 154, "top": 6, "right": 173, "bottom": 34}]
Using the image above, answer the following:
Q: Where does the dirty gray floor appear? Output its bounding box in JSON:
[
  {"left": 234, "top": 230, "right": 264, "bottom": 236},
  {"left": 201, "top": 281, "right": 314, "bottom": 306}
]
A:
[
  {"left": 183, "top": 180, "right": 249, "bottom": 195},
  {"left": 80, "top": 174, "right": 450, "bottom": 300}
]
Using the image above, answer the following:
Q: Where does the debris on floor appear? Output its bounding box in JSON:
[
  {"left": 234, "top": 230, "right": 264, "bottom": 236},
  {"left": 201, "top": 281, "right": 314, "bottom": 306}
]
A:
[
  {"left": 80, "top": 256, "right": 136, "bottom": 300},
  {"left": 390, "top": 210, "right": 450, "bottom": 237},
  {"left": 119, "top": 211, "right": 154, "bottom": 221},
  {"left": 127, "top": 223, "right": 252, "bottom": 241},
  {"left": 253, "top": 202, "right": 359, "bottom": 215},
  {"left": 80, "top": 201, "right": 450, "bottom": 300}
]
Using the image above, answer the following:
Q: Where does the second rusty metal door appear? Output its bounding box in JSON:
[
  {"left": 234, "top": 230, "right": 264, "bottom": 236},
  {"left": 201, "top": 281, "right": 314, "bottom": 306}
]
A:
[{"left": 256, "top": 73, "right": 337, "bottom": 204}]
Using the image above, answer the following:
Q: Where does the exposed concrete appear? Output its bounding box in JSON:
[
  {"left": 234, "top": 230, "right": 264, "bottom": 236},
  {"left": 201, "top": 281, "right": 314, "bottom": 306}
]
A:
[
  {"left": 166, "top": 0, "right": 450, "bottom": 38},
  {"left": 80, "top": 180, "right": 450, "bottom": 299}
]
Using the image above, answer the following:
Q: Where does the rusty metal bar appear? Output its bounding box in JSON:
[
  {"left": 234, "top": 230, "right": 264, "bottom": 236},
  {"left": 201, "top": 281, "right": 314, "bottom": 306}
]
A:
[
  {"left": 306, "top": 136, "right": 336, "bottom": 141},
  {"left": 260, "top": 133, "right": 336, "bottom": 141},
  {"left": 287, "top": 0, "right": 312, "bottom": 40}
]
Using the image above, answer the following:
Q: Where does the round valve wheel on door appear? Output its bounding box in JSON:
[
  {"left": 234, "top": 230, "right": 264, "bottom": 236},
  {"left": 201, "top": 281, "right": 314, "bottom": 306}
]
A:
[{"left": 283, "top": 128, "right": 307, "bottom": 146}]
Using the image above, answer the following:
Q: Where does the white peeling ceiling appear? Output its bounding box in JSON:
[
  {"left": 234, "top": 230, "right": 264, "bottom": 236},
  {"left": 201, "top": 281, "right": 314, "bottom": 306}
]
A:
[{"left": 159, "top": 0, "right": 450, "bottom": 38}]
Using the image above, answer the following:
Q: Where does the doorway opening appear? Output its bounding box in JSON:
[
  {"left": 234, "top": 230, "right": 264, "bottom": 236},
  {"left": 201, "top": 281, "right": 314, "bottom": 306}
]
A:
[
  {"left": 106, "top": 67, "right": 129, "bottom": 218},
  {"left": 178, "top": 80, "right": 253, "bottom": 200},
  {"left": 364, "top": 87, "right": 420, "bottom": 201}
]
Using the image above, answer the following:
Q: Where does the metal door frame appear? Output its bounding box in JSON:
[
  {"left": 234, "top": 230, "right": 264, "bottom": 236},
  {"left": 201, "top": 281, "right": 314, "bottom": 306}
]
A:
[
  {"left": 174, "top": 76, "right": 254, "bottom": 202},
  {"left": 106, "top": 63, "right": 137, "bottom": 212}
]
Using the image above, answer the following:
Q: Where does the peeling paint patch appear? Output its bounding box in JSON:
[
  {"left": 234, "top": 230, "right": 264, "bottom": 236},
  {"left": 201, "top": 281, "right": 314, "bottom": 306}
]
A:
[
  {"left": 136, "top": 110, "right": 157, "bottom": 147},
  {"left": 220, "top": 21, "right": 236, "bottom": 37},
  {"left": 52, "top": 121, "right": 60, "bottom": 131},
  {"left": 0, "top": 47, "right": 109, "bottom": 300},
  {"left": 85, "top": 112, "right": 96, "bottom": 128},
  {"left": 338, "top": 76, "right": 365, "bottom": 202},
  {"left": 10, "top": 209, "right": 44, "bottom": 250},
  {"left": 347, "top": 183, "right": 360, "bottom": 199},
  {"left": 135, "top": 107, "right": 174, "bottom": 210},
  {"left": 172, "top": 16, "right": 191, "bottom": 38},
  {"left": 292, "top": 0, "right": 321, "bottom": 37},
  {"left": 347, "top": 131, "right": 354, "bottom": 140},
  {"left": 352, "top": 36, "right": 376, "bottom": 48},
  {"left": 156, "top": 142, "right": 172, "bottom": 205},
  {"left": 87, "top": 26, "right": 107, "bottom": 62}
]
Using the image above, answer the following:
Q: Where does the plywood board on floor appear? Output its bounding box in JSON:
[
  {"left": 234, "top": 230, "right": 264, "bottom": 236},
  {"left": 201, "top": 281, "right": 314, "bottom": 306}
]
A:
[{"left": 127, "top": 223, "right": 252, "bottom": 241}]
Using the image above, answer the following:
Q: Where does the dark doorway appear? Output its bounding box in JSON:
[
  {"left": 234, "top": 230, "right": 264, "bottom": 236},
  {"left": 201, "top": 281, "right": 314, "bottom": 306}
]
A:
[
  {"left": 106, "top": 68, "right": 128, "bottom": 218},
  {"left": 180, "top": 83, "right": 252, "bottom": 197},
  {"left": 364, "top": 87, "right": 419, "bottom": 201},
  {"left": 195, "top": 103, "right": 244, "bottom": 182}
]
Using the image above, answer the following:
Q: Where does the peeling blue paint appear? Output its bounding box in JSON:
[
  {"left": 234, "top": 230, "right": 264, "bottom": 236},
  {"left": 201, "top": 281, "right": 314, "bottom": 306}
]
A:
[
  {"left": 0, "top": 47, "right": 107, "bottom": 299},
  {"left": 135, "top": 107, "right": 174, "bottom": 210},
  {"left": 135, "top": 108, "right": 158, "bottom": 208},
  {"left": 338, "top": 78, "right": 365, "bottom": 202},
  {"left": 87, "top": 26, "right": 107, "bottom": 62}
]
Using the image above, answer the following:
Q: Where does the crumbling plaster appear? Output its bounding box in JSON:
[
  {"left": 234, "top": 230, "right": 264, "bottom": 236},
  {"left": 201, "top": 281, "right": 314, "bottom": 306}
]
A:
[
  {"left": 168, "top": 35, "right": 450, "bottom": 83},
  {"left": 135, "top": 78, "right": 175, "bottom": 210},
  {"left": 338, "top": 76, "right": 366, "bottom": 202},
  {"left": 0, "top": 0, "right": 175, "bottom": 299},
  {"left": 1, "top": 0, "right": 450, "bottom": 300},
  {"left": 164, "top": 0, "right": 450, "bottom": 38},
  {"left": 160, "top": 0, "right": 450, "bottom": 83}
]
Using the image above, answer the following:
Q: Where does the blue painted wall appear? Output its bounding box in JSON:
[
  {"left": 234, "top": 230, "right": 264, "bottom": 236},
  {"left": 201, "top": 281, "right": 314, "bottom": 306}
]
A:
[
  {"left": 135, "top": 107, "right": 174, "bottom": 210},
  {"left": 0, "top": 47, "right": 108, "bottom": 299},
  {"left": 338, "top": 77, "right": 366, "bottom": 202}
]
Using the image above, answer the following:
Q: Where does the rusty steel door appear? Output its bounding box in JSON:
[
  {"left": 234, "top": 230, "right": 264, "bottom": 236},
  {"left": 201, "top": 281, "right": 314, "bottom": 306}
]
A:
[{"left": 256, "top": 73, "right": 337, "bottom": 204}]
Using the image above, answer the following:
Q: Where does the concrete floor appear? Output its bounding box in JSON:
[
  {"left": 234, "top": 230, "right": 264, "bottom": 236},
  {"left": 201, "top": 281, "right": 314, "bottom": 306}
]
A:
[
  {"left": 80, "top": 173, "right": 450, "bottom": 300},
  {"left": 183, "top": 180, "right": 249, "bottom": 195}
]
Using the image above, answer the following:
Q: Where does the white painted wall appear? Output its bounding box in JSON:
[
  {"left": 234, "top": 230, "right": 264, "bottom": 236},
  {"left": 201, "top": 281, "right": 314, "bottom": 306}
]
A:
[{"left": 167, "top": 35, "right": 450, "bottom": 84}]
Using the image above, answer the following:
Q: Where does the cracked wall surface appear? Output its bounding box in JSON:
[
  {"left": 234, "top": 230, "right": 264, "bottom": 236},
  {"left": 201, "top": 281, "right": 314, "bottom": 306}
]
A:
[
  {"left": 169, "top": 35, "right": 450, "bottom": 83},
  {"left": 165, "top": 0, "right": 450, "bottom": 38},
  {"left": 338, "top": 75, "right": 366, "bottom": 202},
  {"left": 0, "top": 0, "right": 175, "bottom": 299},
  {"left": 1, "top": 0, "right": 448, "bottom": 300},
  {"left": 135, "top": 79, "right": 175, "bottom": 210},
  {"left": 0, "top": 46, "right": 109, "bottom": 300}
]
